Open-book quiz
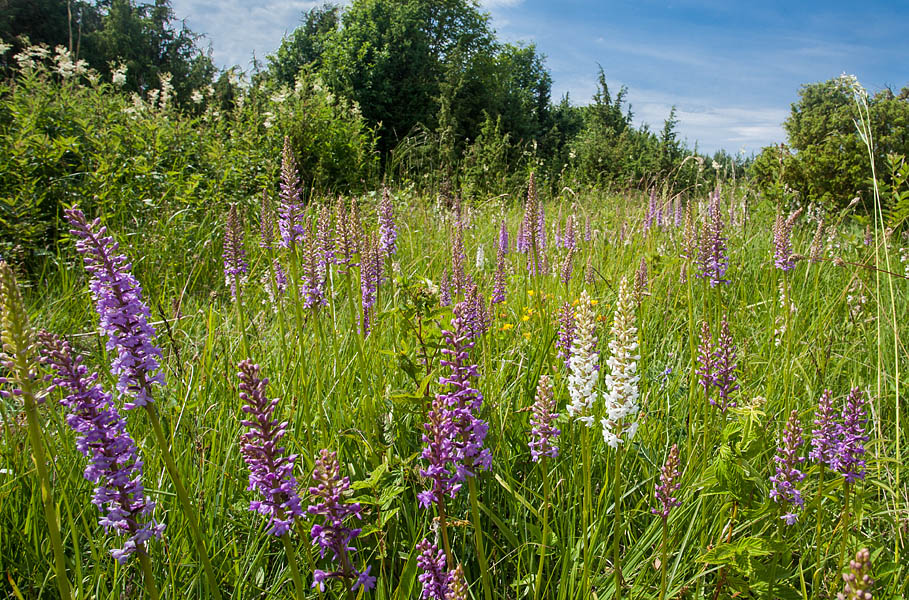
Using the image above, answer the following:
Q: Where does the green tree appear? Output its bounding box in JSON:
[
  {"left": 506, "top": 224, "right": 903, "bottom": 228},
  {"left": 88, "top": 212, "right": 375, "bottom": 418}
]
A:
[
  {"left": 266, "top": 3, "right": 340, "bottom": 87},
  {"left": 754, "top": 77, "right": 909, "bottom": 210},
  {"left": 320, "top": 0, "right": 496, "bottom": 155},
  {"left": 0, "top": 0, "right": 215, "bottom": 106},
  {"left": 84, "top": 0, "right": 215, "bottom": 104}
]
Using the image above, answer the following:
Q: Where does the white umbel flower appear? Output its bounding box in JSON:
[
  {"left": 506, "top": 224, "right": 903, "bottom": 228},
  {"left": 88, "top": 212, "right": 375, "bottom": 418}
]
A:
[
  {"left": 601, "top": 276, "right": 640, "bottom": 448},
  {"left": 567, "top": 290, "right": 598, "bottom": 426}
]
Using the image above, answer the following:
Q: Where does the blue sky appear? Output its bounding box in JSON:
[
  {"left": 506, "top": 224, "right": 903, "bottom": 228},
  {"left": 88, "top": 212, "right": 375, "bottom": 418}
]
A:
[{"left": 171, "top": 0, "right": 909, "bottom": 155}]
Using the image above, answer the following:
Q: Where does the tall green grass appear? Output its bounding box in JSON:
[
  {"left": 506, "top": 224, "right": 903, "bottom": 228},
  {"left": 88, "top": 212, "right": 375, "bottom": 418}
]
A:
[{"left": 1, "top": 176, "right": 906, "bottom": 599}]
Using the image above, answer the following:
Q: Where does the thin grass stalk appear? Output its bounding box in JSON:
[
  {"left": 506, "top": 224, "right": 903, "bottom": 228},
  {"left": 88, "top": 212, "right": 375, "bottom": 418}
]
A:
[
  {"left": 612, "top": 445, "right": 624, "bottom": 598},
  {"left": 468, "top": 476, "right": 494, "bottom": 600},
  {"left": 659, "top": 517, "right": 669, "bottom": 600},
  {"left": 783, "top": 273, "right": 793, "bottom": 413},
  {"left": 813, "top": 464, "right": 826, "bottom": 590},
  {"left": 686, "top": 263, "right": 696, "bottom": 456},
  {"left": 854, "top": 82, "right": 901, "bottom": 562},
  {"left": 22, "top": 377, "right": 73, "bottom": 600},
  {"left": 580, "top": 426, "right": 592, "bottom": 593},
  {"left": 144, "top": 403, "right": 222, "bottom": 598},
  {"left": 437, "top": 498, "right": 454, "bottom": 567},
  {"left": 837, "top": 482, "right": 852, "bottom": 579},
  {"left": 2, "top": 263, "right": 73, "bottom": 600},
  {"left": 534, "top": 456, "right": 551, "bottom": 600}
]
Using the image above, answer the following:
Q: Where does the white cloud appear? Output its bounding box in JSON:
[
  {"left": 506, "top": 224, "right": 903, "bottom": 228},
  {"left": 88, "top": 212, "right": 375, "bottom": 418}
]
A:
[
  {"left": 172, "top": 0, "right": 323, "bottom": 69},
  {"left": 480, "top": 0, "right": 524, "bottom": 7},
  {"left": 629, "top": 92, "right": 788, "bottom": 154}
]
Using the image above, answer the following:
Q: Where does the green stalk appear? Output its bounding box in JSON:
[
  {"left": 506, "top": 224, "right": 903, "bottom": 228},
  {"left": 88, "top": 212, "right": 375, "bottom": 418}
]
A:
[
  {"left": 581, "top": 426, "right": 592, "bottom": 593},
  {"left": 685, "top": 265, "right": 696, "bottom": 456},
  {"left": 1, "top": 263, "right": 73, "bottom": 600},
  {"left": 534, "top": 457, "right": 551, "bottom": 600},
  {"left": 837, "top": 482, "right": 852, "bottom": 579},
  {"left": 659, "top": 517, "right": 669, "bottom": 600},
  {"left": 22, "top": 377, "right": 73, "bottom": 600},
  {"left": 612, "top": 445, "right": 624, "bottom": 598},
  {"left": 783, "top": 273, "right": 792, "bottom": 413},
  {"left": 234, "top": 282, "right": 249, "bottom": 358},
  {"left": 814, "top": 464, "right": 825, "bottom": 590},
  {"left": 467, "top": 476, "right": 494, "bottom": 600},
  {"left": 138, "top": 551, "right": 161, "bottom": 600},
  {"left": 144, "top": 403, "right": 222, "bottom": 599},
  {"left": 437, "top": 499, "right": 454, "bottom": 567},
  {"left": 280, "top": 534, "right": 306, "bottom": 599}
]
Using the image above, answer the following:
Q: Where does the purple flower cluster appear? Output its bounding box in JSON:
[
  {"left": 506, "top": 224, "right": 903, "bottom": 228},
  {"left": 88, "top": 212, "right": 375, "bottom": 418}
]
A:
[
  {"left": 418, "top": 303, "right": 492, "bottom": 508},
  {"left": 237, "top": 360, "right": 304, "bottom": 536},
  {"left": 712, "top": 317, "right": 739, "bottom": 411},
  {"left": 360, "top": 233, "right": 385, "bottom": 334},
  {"left": 223, "top": 204, "right": 248, "bottom": 301},
  {"left": 65, "top": 208, "right": 164, "bottom": 410},
  {"left": 416, "top": 539, "right": 450, "bottom": 600},
  {"left": 653, "top": 444, "right": 681, "bottom": 519},
  {"left": 644, "top": 189, "right": 658, "bottom": 235},
  {"left": 439, "top": 268, "right": 452, "bottom": 307},
  {"left": 278, "top": 136, "right": 306, "bottom": 249},
  {"left": 40, "top": 332, "right": 163, "bottom": 564},
  {"left": 317, "top": 204, "right": 335, "bottom": 268},
  {"left": 808, "top": 387, "right": 869, "bottom": 483},
  {"left": 773, "top": 208, "right": 803, "bottom": 271},
  {"left": 308, "top": 449, "right": 375, "bottom": 593},
  {"left": 839, "top": 548, "right": 873, "bottom": 600},
  {"left": 379, "top": 186, "right": 398, "bottom": 256},
  {"left": 447, "top": 564, "right": 468, "bottom": 600},
  {"left": 835, "top": 387, "right": 869, "bottom": 483},
  {"left": 259, "top": 190, "right": 276, "bottom": 249},
  {"left": 560, "top": 248, "right": 575, "bottom": 288},
  {"left": 696, "top": 190, "right": 729, "bottom": 287},
  {"left": 302, "top": 218, "right": 327, "bottom": 309},
  {"left": 259, "top": 194, "right": 288, "bottom": 301},
  {"left": 695, "top": 318, "right": 739, "bottom": 411},
  {"left": 497, "top": 219, "right": 509, "bottom": 256},
  {"left": 809, "top": 389, "right": 838, "bottom": 468},
  {"left": 334, "top": 197, "right": 361, "bottom": 274},
  {"left": 556, "top": 302, "right": 575, "bottom": 368},
  {"left": 634, "top": 256, "right": 648, "bottom": 301},
  {"left": 492, "top": 236, "right": 507, "bottom": 305},
  {"left": 518, "top": 173, "right": 546, "bottom": 275},
  {"left": 769, "top": 410, "right": 806, "bottom": 525},
  {"left": 559, "top": 214, "right": 577, "bottom": 252},
  {"left": 529, "top": 375, "right": 559, "bottom": 462},
  {"left": 462, "top": 283, "right": 491, "bottom": 339}
]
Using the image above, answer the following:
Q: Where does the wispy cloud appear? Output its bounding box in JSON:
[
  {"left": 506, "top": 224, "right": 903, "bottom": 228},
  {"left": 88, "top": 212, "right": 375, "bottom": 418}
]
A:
[{"left": 173, "top": 0, "right": 322, "bottom": 69}]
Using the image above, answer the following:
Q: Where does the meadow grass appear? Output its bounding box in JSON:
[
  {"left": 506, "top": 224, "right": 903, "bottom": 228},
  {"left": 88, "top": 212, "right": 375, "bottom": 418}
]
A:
[{"left": 1, "top": 179, "right": 906, "bottom": 600}]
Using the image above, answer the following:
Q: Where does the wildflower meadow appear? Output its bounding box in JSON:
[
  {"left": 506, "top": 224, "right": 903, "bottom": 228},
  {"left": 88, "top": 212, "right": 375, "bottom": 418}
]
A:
[{"left": 1, "top": 21, "right": 908, "bottom": 600}]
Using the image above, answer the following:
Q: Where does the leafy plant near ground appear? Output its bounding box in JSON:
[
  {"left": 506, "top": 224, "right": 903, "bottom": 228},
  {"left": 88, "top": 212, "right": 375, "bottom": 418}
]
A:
[{"left": 0, "top": 48, "right": 377, "bottom": 271}]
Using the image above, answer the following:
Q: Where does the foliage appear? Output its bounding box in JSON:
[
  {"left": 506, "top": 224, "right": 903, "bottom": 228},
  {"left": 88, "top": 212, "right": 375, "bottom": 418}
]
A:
[
  {"left": 751, "top": 77, "right": 909, "bottom": 210},
  {"left": 0, "top": 0, "right": 215, "bottom": 107},
  {"left": 0, "top": 57, "right": 376, "bottom": 271},
  {"left": 3, "top": 168, "right": 906, "bottom": 598},
  {"left": 265, "top": 3, "right": 340, "bottom": 88}
]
